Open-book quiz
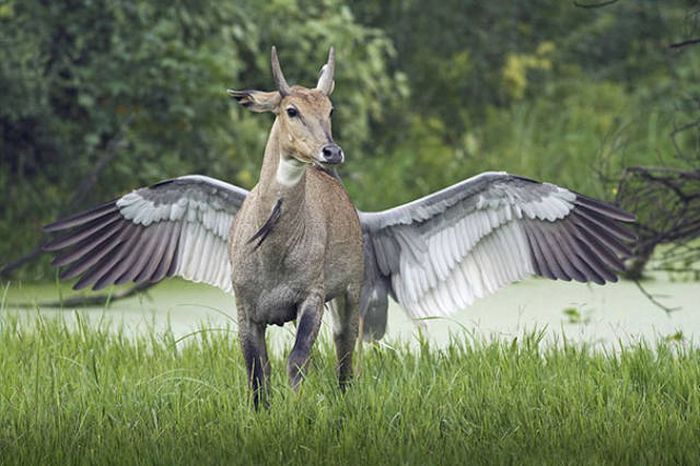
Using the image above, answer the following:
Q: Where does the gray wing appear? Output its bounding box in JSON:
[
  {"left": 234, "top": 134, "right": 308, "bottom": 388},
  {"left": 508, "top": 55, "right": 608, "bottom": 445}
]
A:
[
  {"left": 43, "top": 175, "right": 248, "bottom": 293},
  {"left": 359, "top": 171, "right": 636, "bottom": 329}
]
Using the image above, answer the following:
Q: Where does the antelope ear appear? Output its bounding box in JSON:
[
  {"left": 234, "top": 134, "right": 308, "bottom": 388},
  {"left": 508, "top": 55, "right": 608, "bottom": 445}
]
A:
[{"left": 227, "top": 89, "right": 281, "bottom": 113}]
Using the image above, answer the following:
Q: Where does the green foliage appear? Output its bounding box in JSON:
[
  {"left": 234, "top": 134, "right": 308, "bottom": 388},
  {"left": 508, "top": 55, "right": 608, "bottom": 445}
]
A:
[
  {"left": 2, "top": 315, "right": 700, "bottom": 464},
  {"left": 350, "top": 0, "right": 698, "bottom": 206},
  {"left": 0, "top": 0, "right": 400, "bottom": 279},
  {"left": 2, "top": 0, "right": 699, "bottom": 278},
  {"left": 563, "top": 306, "right": 591, "bottom": 325}
]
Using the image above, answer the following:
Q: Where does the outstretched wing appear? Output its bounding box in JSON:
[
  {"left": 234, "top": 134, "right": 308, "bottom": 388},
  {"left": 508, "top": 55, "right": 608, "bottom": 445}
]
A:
[
  {"left": 360, "top": 171, "right": 636, "bottom": 321},
  {"left": 43, "top": 175, "right": 249, "bottom": 293}
]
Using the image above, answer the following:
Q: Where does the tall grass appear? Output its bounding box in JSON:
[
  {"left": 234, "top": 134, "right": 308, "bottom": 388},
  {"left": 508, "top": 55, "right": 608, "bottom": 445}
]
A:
[{"left": 1, "top": 314, "right": 699, "bottom": 465}]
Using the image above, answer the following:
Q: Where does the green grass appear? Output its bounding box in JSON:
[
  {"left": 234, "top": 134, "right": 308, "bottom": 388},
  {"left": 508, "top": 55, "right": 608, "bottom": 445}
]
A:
[{"left": 1, "top": 314, "right": 700, "bottom": 465}]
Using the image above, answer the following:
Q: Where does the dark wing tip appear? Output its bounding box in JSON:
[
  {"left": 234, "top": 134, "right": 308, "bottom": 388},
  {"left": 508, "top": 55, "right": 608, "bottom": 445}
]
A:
[
  {"left": 41, "top": 239, "right": 58, "bottom": 252},
  {"left": 43, "top": 200, "right": 119, "bottom": 232},
  {"left": 574, "top": 193, "right": 636, "bottom": 223},
  {"left": 525, "top": 192, "right": 638, "bottom": 286}
]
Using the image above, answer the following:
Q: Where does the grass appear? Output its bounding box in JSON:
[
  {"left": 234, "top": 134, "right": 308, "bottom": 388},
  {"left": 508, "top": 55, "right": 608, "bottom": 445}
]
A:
[{"left": 1, "top": 314, "right": 700, "bottom": 465}]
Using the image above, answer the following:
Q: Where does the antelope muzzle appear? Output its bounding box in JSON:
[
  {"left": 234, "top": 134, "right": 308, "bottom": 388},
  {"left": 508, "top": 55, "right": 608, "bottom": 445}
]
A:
[{"left": 320, "top": 143, "right": 344, "bottom": 165}]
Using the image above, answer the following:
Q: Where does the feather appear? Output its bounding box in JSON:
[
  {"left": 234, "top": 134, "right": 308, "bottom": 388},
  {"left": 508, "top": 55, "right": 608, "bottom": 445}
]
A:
[
  {"left": 134, "top": 222, "right": 173, "bottom": 282},
  {"left": 58, "top": 224, "right": 127, "bottom": 280},
  {"left": 43, "top": 201, "right": 119, "bottom": 232},
  {"left": 248, "top": 198, "right": 283, "bottom": 250},
  {"left": 530, "top": 222, "right": 575, "bottom": 281},
  {"left": 52, "top": 219, "right": 124, "bottom": 268},
  {"left": 151, "top": 221, "right": 182, "bottom": 283},
  {"left": 574, "top": 194, "right": 635, "bottom": 222},
  {"left": 42, "top": 214, "right": 121, "bottom": 251}
]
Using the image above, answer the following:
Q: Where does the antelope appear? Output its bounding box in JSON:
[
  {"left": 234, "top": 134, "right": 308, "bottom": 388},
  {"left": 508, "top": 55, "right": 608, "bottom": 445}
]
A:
[
  {"left": 43, "top": 47, "right": 636, "bottom": 407},
  {"left": 227, "top": 47, "right": 363, "bottom": 404}
]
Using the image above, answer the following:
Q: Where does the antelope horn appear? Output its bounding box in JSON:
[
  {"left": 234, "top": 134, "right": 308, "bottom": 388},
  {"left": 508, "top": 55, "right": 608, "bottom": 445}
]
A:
[
  {"left": 316, "top": 47, "right": 335, "bottom": 95},
  {"left": 270, "top": 46, "right": 291, "bottom": 96}
]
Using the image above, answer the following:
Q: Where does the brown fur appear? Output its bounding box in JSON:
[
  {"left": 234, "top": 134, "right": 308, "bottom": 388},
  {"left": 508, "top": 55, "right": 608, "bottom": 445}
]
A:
[{"left": 228, "top": 76, "right": 363, "bottom": 407}]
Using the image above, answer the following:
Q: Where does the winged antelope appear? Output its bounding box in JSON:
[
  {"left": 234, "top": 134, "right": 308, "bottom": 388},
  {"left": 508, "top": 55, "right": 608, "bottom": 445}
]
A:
[{"left": 43, "top": 47, "right": 636, "bottom": 407}]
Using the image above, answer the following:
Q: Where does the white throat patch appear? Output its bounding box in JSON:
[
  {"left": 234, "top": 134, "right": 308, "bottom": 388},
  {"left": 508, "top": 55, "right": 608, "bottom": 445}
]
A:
[{"left": 276, "top": 157, "right": 305, "bottom": 187}]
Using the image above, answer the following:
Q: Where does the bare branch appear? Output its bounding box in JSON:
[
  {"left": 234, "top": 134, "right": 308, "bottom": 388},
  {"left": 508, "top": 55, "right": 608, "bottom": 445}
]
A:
[
  {"left": 616, "top": 166, "right": 700, "bottom": 280},
  {"left": 634, "top": 280, "right": 680, "bottom": 314},
  {"left": 9, "top": 282, "right": 155, "bottom": 309},
  {"left": 0, "top": 248, "right": 44, "bottom": 278},
  {"left": 669, "top": 38, "right": 700, "bottom": 49},
  {"left": 573, "top": 0, "right": 619, "bottom": 9}
]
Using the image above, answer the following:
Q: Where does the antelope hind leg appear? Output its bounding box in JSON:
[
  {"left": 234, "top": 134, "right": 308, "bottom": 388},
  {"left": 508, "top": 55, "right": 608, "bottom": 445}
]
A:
[{"left": 331, "top": 289, "right": 360, "bottom": 390}]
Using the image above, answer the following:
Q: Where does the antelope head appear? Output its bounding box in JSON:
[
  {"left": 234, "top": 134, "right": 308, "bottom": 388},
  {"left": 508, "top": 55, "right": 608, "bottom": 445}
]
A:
[{"left": 228, "top": 47, "right": 343, "bottom": 177}]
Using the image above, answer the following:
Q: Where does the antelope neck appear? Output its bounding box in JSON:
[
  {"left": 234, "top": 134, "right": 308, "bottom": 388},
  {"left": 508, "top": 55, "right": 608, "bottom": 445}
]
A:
[
  {"left": 276, "top": 156, "right": 305, "bottom": 187},
  {"left": 259, "top": 120, "right": 307, "bottom": 193},
  {"left": 255, "top": 121, "right": 308, "bottom": 240}
]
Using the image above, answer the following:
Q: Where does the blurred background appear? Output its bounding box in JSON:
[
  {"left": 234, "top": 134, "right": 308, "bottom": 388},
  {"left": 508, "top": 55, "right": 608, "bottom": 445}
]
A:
[{"left": 1, "top": 0, "right": 699, "bottom": 345}]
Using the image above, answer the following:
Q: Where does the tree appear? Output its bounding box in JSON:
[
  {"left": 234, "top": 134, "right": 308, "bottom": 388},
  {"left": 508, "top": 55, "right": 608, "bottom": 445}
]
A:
[{"left": 0, "top": 0, "right": 401, "bottom": 280}]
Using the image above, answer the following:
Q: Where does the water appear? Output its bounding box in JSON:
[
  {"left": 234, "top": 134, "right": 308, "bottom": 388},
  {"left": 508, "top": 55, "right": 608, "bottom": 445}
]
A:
[{"left": 2, "top": 274, "right": 699, "bottom": 351}]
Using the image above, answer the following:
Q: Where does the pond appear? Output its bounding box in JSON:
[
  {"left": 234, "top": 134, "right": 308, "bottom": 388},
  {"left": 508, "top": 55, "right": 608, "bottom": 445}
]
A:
[{"left": 2, "top": 274, "right": 699, "bottom": 351}]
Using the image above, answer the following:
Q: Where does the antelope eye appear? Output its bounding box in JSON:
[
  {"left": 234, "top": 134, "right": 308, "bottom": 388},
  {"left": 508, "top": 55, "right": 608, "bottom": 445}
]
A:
[
  {"left": 329, "top": 108, "right": 335, "bottom": 117},
  {"left": 286, "top": 107, "right": 299, "bottom": 118}
]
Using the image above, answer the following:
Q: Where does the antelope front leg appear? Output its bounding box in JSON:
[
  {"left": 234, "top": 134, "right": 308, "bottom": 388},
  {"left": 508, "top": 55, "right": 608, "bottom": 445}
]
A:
[
  {"left": 239, "top": 317, "right": 270, "bottom": 409},
  {"left": 288, "top": 293, "right": 324, "bottom": 391}
]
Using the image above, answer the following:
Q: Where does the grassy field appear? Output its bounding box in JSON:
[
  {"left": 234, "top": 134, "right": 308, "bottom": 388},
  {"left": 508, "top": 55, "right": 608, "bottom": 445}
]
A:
[{"left": 1, "top": 314, "right": 700, "bottom": 465}]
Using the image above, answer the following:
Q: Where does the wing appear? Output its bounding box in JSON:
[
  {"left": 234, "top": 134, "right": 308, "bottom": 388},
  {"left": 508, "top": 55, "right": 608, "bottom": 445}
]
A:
[
  {"left": 43, "top": 175, "right": 249, "bottom": 293},
  {"left": 360, "top": 171, "right": 636, "bottom": 319}
]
